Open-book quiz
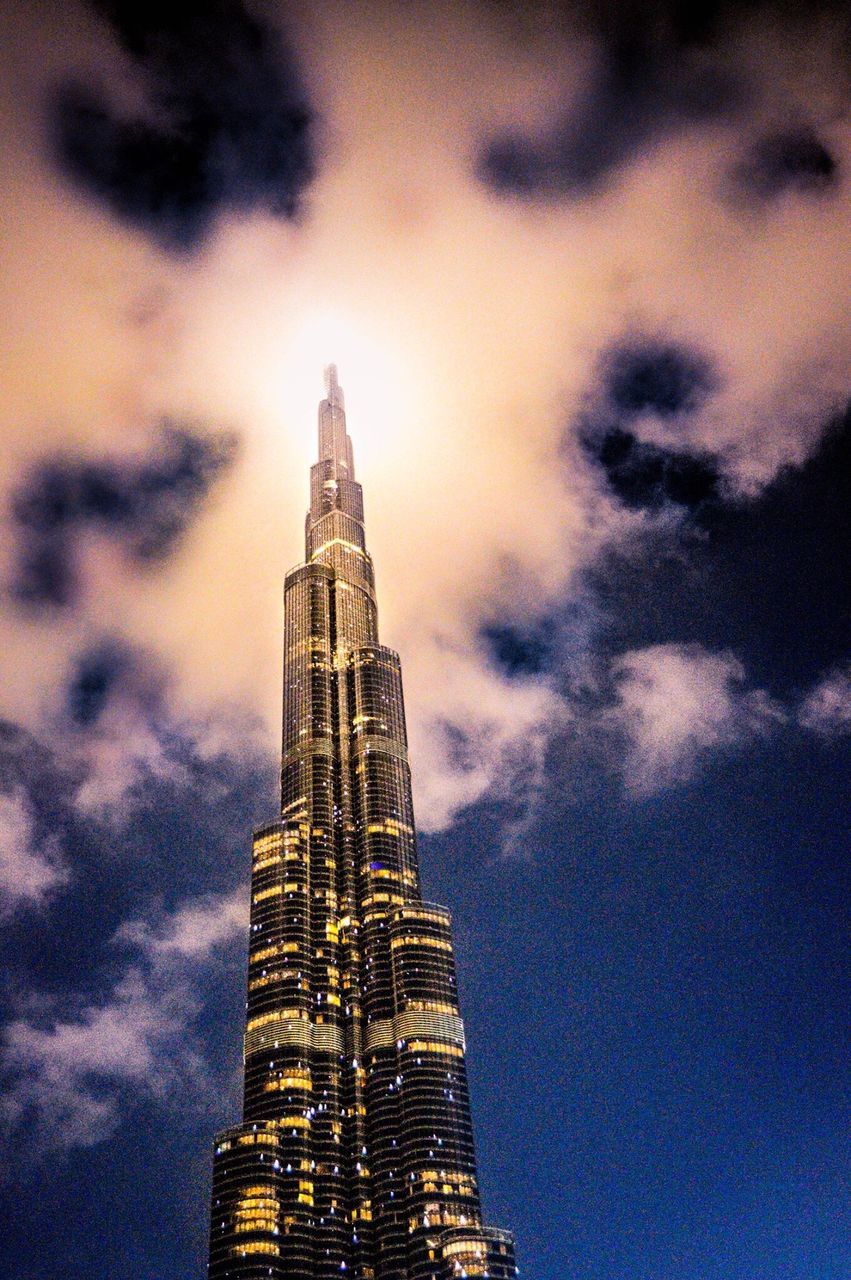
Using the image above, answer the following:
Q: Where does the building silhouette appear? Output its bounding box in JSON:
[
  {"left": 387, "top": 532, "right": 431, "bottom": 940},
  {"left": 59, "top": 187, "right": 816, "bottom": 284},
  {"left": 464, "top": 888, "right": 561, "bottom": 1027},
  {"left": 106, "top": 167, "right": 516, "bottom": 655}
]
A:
[{"left": 207, "top": 367, "right": 517, "bottom": 1280}]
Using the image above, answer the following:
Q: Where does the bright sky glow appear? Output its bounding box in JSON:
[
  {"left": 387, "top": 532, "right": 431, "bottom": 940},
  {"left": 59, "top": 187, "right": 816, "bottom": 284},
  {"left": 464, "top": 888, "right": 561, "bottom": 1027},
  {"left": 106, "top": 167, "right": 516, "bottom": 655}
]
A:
[{"left": 279, "top": 306, "right": 419, "bottom": 471}]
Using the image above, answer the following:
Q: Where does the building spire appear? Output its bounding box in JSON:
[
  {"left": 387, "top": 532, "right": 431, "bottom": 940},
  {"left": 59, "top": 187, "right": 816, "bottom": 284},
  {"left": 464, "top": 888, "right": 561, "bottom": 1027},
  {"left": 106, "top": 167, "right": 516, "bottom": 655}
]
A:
[
  {"left": 317, "top": 362, "right": 354, "bottom": 479},
  {"left": 324, "top": 362, "right": 344, "bottom": 408}
]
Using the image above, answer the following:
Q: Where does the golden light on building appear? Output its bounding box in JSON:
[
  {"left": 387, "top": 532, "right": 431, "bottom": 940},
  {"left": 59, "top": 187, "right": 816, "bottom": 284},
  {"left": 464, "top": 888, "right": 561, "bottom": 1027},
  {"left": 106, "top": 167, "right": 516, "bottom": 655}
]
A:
[{"left": 207, "top": 368, "right": 517, "bottom": 1279}]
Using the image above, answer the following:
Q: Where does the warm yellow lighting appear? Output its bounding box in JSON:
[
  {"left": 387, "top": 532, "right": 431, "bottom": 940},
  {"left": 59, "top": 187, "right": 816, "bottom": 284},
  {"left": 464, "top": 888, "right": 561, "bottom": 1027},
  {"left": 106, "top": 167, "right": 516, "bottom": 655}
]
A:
[
  {"left": 231, "top": 1242, "right": 280, "bottom": 1257},
  {"left": 407, "top": 1040, "right": 464, "bottom": 1058},
  {"left": 253, "top": 885, "right": 283, "bottom": 904},
  {"left": 390, "top": 935, "right": 452, "bottom": 952}
]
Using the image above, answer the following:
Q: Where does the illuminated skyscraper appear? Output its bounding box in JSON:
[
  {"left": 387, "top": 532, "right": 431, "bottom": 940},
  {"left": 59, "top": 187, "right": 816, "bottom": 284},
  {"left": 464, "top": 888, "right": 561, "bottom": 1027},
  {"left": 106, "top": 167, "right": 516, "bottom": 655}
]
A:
[{"left": 207, "top": 367, "right": 517, "bottom": 1280}]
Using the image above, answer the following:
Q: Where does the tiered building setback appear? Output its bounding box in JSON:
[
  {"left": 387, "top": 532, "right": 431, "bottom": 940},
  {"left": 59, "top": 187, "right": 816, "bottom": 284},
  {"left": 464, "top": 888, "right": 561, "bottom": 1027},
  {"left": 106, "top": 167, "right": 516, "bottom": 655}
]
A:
[{"left": 207, "top": 367, "right": 518, "bottom": 1280}]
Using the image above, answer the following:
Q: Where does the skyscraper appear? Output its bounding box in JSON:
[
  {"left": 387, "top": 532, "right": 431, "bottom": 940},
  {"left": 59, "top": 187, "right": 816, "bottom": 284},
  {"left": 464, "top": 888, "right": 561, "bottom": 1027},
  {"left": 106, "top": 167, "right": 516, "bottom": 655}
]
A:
[{"left": 207, "top": 367, "right": 517, "bottom": 1280}]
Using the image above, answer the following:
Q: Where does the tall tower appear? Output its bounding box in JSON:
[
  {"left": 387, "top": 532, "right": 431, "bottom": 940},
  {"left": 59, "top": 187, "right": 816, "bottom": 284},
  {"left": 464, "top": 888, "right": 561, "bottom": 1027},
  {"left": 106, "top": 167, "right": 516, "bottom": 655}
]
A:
[{"left": 207, "top": 368, "right": 517, "bottom": 1280}]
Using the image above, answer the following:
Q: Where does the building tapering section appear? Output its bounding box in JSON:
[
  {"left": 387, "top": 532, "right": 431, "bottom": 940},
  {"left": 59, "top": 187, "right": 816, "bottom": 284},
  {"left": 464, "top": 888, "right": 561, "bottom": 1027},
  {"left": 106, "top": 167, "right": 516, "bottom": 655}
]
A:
[{"left": 207, "top": 368, "right": 518, "bottom": 1280}]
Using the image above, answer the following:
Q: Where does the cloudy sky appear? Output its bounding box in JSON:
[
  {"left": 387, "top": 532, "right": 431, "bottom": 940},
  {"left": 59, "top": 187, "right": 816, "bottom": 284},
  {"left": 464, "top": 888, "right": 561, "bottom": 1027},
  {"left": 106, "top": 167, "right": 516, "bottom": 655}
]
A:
[{"left": 0, "top": 1, "right": 848, "bottom": 1277}]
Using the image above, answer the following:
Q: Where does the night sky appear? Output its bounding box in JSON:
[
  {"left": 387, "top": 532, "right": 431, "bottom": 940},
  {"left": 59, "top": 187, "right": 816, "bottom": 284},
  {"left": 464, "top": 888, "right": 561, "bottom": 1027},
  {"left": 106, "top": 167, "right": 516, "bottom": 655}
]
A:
[{"left": 0, "top": 2, "right": 849, "bottom": 1278}]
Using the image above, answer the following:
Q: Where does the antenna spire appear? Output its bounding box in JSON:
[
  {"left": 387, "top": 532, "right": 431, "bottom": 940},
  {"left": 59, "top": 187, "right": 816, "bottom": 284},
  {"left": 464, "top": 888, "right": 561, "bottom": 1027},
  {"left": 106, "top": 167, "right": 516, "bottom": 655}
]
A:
[{"left": 324, "top": 363, "right": 344, "bottom": 408}]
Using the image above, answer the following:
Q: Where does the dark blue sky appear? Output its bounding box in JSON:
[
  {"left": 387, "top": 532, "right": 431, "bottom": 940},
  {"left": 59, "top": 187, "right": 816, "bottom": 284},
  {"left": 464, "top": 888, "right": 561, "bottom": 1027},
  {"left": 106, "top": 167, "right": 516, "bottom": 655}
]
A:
[{"left": 0, "top": 2, "right": 849, "bottom": 1278}]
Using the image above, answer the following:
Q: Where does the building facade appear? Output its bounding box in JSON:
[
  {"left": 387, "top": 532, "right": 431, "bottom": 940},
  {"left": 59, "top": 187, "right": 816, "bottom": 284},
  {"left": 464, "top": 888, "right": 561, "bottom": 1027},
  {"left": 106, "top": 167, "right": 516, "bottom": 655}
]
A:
[{"left": 207, "top": 367, "right": 517, "bottom": 1280}]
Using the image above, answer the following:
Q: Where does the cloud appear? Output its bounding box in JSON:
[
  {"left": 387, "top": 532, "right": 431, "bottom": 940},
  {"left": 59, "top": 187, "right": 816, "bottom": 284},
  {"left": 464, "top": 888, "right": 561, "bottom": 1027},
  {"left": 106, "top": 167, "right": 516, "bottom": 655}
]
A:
[
  {"left": 57, "top": 638, "right": 178, "bottom": 813},
  {"left": 0, "top": 628, "right": 275, "bottom": 915},
  {"left": 481, "top": 621, "right": 552, "bottom": 676},
  {"left": 116, "top": 887, "right": 248, "bottom": 958},
  {"left": 0, "top": 637, "right": 270, "bottom": 830},
  {"left": 1, "top": 889, "right": 246, "bottom": 1152},
  {"left": 52, "top": 0, "right": 315, "bottom": 250},
  {"left": 732, "top": 126, "right": 839, "bottom": 202},
  {"left": 406, "top": 640, "right": 567, "bottom": 834},
  {"left": 577, "top": 336, "right": 723, "bottom": 513},
  {"left": 0, "top": 636, "right": 273, "bottom": 1161},
  {"left": 2, "top": 970, "right": 202, "bottom": 1150},
  {"left": 9, "top": 426, "right": 238, "bottom": 608},
  {"left": 798, "top": 663, "right": 851, "bottom": 737},
  {"left": 480, "top": 0, "right": 850, "bottom": 204},
  {"left": 592, "top": 429, "right": 721, "bottom": 512},
  {"left": 0, "top": 0, "right": 848, "bottom": 845},
  {"left": 602, "top": 643, "right": 784, "bottom": 793},
  {"left": 480, "top": 24, "right": 742, "bottom": 198},
  {"left": 66, "top": 638, "right": 138, "bottom": 727},
  {"left": 59, "top": 648, "right": 269, "bottom": 818},
  {"left": 602, "top": 338, "right": 718, "bottom": 420},
  {"left": 0, "top": 790, "right": 69, "bottom": 913}
]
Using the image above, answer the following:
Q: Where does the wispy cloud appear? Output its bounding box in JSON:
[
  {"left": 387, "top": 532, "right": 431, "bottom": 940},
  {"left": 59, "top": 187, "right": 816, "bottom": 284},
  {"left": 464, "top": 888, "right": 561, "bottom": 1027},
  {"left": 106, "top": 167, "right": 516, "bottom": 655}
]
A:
[
  {"left": 798, "top": 663, "right": 851, "bottom": 737},
  {"left": 1, "top": 888, "right": 246, "bottom": 1153},
  {"left": 116, "top": 888, "right": 248, "bottom": 959},
  {"left": 2, "top": 969, "right": 201, "bottom": 1151},
  {"left": 0, "top": 789, "right": 68, "bottom": 913},
  {"left": 600, "top": 642, "right": 784, "bottom": 794},
  {"left": 407, "top": 640, "right": 567, "bottom": 833},
  {"left": 48, "top": 636, "right": 272, "bottom": 819}
]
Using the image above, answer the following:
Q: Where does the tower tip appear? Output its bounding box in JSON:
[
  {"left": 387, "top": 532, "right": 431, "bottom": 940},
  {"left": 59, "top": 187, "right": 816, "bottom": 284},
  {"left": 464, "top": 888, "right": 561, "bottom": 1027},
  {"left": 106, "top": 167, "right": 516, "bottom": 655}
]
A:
[{"left": 323, "top": 363, "right": 344, "bottom": 409}]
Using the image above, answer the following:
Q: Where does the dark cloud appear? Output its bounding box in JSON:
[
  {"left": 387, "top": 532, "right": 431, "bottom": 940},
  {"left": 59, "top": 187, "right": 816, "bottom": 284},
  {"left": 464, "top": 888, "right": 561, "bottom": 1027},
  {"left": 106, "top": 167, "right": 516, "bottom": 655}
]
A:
[
  {"left": 586, "top": 401, "right": 851, "bottom": 696},
  {"left": 0, "top": 719, "right": 76, "bottom": 808},
  {"left": 489, "top": 0, "right": 851, "bottom": 53},
  {"left": 480, "top": 27, "right": 742, "bottom": 198},
  {"left": 604, "top": 341, "right": 717, "bottom": 418},
  {"left": 595, "top": 429, "right": 721, "bottom": 511},
  {"left": 579, "top": 337, "right": 721, "bottom": 512},
  {"left": 53, "top": 0, "right": 314, "bottom": 250},
  {"left": 12, "top": 542, "right": 73, "bottom": 611},
  {"left": 67, "top": 641, "right": 135, "bottom": 728},
  {"left": 479, "top": 0, "right": 851, "bottom": 200},
  {"left": 481, "top": 622, "right": 551, "bottom": 676},
  {"left": 732, "top": 126, "right": 839, "bottom": 200},
  {"left": 10, "top": 426, "right": 237, "bottom": 608}
]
